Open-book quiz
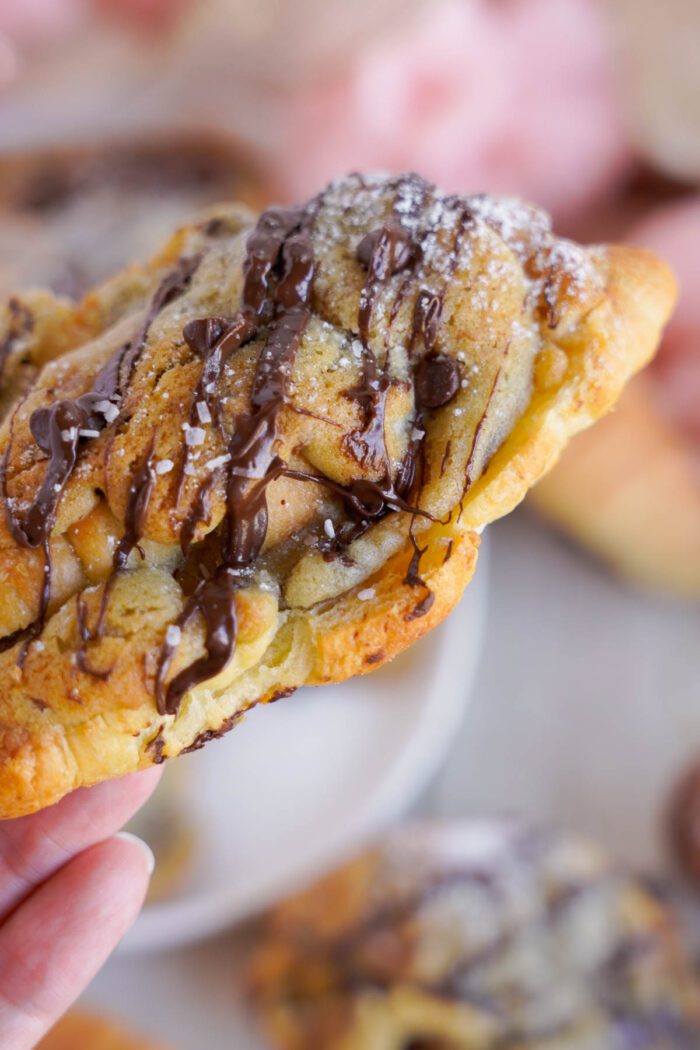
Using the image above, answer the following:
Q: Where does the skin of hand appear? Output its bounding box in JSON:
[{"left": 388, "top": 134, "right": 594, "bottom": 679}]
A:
[{"left": 0, "top": 769, "right": 161, "bottom": 1050}]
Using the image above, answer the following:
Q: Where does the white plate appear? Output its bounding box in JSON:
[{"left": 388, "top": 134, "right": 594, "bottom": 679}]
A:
[{"left": 122, "top": 542, "right": 489, "bottom": 952}]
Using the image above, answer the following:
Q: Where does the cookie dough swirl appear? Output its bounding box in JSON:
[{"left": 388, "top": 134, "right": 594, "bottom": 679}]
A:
[{"left": 0, "top": 173, "right": 675, "bottom": 816}]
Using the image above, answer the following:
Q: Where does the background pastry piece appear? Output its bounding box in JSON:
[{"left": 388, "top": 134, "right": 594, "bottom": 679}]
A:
[
  {"left": 38, "top": 1009, "right": 167, "bottom": 1050},
  {"left": 530, "top": 373, "right": 700, "bottom": 596},
  {"left": 0, "top": 173, "right": 675, "bottom": 818},
  {"left": 248, "top": 820, "right": 700, "bottom": 1049},
  {"left": 530, "top": 196, "right": 700, "bottom": 598},
  {"left": 0, "top": 132, "right": 268, "bottom": 301}
]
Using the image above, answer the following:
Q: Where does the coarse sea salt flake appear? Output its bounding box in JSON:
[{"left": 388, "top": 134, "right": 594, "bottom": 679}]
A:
[
  {"left": 165, "top": 625, "right": 181, "bottom": 647},
  {"left": 196, "top": 401, "right": 212, "bottom": 424},
  {"left": 94, "top": 400, "right": 119, "bottom": 423},
  {"left": 358, "top": 588, "right": 375, "bottom": 601},
  {"left": 79, "top": 428, "right": 100, "bottom": 439},
  {"left": 185, "top": 425, "right": 206, "bottom": 447},
  {"left": 323, "top": 518, "right": 335, "bottom": 539},
  {"left": 206, "top": 453, "right": 231, "bottom": 470},
  {"left": 155, "top": 459, "right": 174, "bottom": 475}
]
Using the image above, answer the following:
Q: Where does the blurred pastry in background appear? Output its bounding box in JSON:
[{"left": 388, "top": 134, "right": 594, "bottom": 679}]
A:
[
  {"left": 38, "top": 1009, "right": 167, "bottom": 1050},
  {"left": 530, "top": 197, "right": 700, "bottom": 598},
  {"left": 668, "top": 758, "right": 700, "bottom": 891},
  {"left": 125, "top": 761, "right": 197, "bottom": 904},
  {"left": 249, "top": 820, "right": 700, "bottom": 1049},
  {"left": 0, "top": 132, "right": 267, "bottom": 301}
]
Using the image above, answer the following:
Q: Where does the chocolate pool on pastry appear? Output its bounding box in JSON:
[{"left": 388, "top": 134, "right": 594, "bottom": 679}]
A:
[
  {"left": 248, "top": 820, "right": 700, "bottom": 1049},
  {"left": 0, "top": 173, "right": 675, "bottom": 817}
]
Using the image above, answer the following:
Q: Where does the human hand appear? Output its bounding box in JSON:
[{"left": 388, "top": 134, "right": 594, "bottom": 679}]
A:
[{"left": 0, "top": 769, "right": 161, "bottom": 1050}]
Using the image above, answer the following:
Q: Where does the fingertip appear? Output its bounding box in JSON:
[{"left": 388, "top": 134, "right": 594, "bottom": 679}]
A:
[{"left": 112, "top": 831, "right": 156, "bottom": 877}]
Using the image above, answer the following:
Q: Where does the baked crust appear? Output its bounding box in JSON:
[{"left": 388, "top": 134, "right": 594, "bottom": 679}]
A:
[
  {"left": 0, "top": 174, "right": 675, "bottom": 817},
  {"left": 530, "top": 372, "right": 700, "bottom": 597},
  {"left": 248, "top": 821, "right": 700, "bottom": 1049}
]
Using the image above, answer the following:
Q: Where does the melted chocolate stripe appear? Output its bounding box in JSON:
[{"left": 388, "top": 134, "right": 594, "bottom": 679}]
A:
[
  {"left": 157, "top": 210, "right": 316, "bottom": 714},
  {"left": 156, "top": 567, "right": 238, "bottom": 715},
  {"left": 176, "top": 312, "right": 258, "bottom": 507},
  {"left": 75, "top": 438, "right": 158, "bottom": 675},
  {"left": 395, "top": 203, "right": 474, "bottom": 617},
  {"left": 0, "top": 256, "right": 201, "bottom": 661}
]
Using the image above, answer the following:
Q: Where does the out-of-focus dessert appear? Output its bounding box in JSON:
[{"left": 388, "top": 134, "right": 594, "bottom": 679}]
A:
[
  {"left": 249, "top": 820, "right": 700, "bottom": 1049},
  {"left": 530, "top": 197, "right": 700, "bottom": 598},
  {"left": 0, "top": 172, "right": 673, "bottom": 817},
  {"left": 0, "top": 133, "right": 267, "bottom": 300},
  {"left": 38, "top": 1009, "right": 167, "bottom": 1050},
  {"left": 668, "top": 759, "right": 700, "bottom": 890},
  {"left": 126, "top": 761, "right": 197, "bottom": 903}
]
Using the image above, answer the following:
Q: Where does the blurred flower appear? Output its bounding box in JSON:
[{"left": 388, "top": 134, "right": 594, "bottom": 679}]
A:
[
  {"left": 274, "top": 0, "right": 630, "bottom": 222},
  {"left": 629, "top": 198, "right": 700, "bottom": 450}
]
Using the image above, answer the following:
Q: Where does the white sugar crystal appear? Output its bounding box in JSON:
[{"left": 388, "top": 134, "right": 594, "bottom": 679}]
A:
[
  {"left": 78, "top": 428, "right": 100, "bottom": 439},
  {"left": 358, "top": 588, "right": 376, "bottom": 601},
  {"left": 155, "top": 458, "right": 174, "bottom": 475},
  {"left": 323, "top": 518, "right": 336, "bottom": 539},
  {"left": 461, "top": 379, "right": 469, "bottom": 388},
  {"left": 61, "top": 427, "right": 77, "bottom": 442},
  {"left": 184, "top": 425, "right": 206, "bottom": 447},
  {"left": 196, "top": 401, "right": 212, "bottom": 424},
  {"left": 411, "top": 427, "right": 425, "bottom": 441},
  {"left": 53, "top": 483, "right": 61, "bottom": 493},
  {"left": 184, "top": 462, "right": 196, "bottom": 476},
  {"left": 165, "top": 624, "right": 181, "bottom": 647},
  {"left": 337, "top": 356, "right": 350, "bottom": 367},
  {"left": 456, "top": 351, "right": 466, "bottom": 362},
  {"left": 453, "top": 408, "right": 464, "bottom": 417}
]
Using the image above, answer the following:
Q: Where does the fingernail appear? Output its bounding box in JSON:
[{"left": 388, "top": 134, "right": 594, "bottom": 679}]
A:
[{"left": 114, "top": 831, "right": 156, "bottom": 876}]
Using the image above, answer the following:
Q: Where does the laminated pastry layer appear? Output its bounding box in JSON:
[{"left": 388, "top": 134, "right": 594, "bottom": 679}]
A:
[{"left": 0, "top": 173, "right": 676, "bottom": 816}]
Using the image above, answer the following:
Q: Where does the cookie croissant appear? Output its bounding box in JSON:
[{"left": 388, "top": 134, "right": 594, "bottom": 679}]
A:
[{"left": 0, "top": 173, "right": 674, "bottom": 817}]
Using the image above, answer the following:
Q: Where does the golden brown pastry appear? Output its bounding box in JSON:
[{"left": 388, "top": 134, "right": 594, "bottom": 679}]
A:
[
  {"left": 38, "top": 1009, "right": 166, "bottom": 1050},
  {"left": 249, "top": 820, "right": 700, "bottom": 1049},
  {"left": 0, "top": 173, "right": 674, "bottom": 817}
]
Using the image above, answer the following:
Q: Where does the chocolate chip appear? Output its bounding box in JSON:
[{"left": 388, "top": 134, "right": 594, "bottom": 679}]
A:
[{"left": 415, "top": 353, "right": 459, "bottom": 410}]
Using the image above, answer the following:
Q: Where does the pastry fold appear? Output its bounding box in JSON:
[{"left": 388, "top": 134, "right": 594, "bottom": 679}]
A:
[{"left": 0, "top": 173, "right": 675, "bottom": 817}]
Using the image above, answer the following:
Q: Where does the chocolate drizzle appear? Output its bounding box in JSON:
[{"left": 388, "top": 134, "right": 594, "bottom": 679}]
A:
[
  {"left": 348, "top": 215, "right": 415, "bottom": 475},
  {"left": 75, "top": 437, "right": 159, "bottom": 677},
  {"left": 155, "top": 206, "right": 317, "bottom": 713},
  {"left": 114, "top": 438, "right": 157, "bottom": 572},
  {"left": 155, "top": 567, "right": 238, "bottom": 715},
  {"left": 2, "top": 176, "right": 484, "bottom": 722},
  {"left": 176, "top": 312, "right": 257, "bottom": 507},
  {"left": 0, "top": 255, "right": 201, "bottom": 661}
]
